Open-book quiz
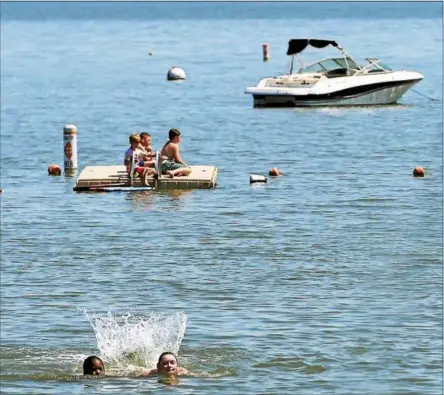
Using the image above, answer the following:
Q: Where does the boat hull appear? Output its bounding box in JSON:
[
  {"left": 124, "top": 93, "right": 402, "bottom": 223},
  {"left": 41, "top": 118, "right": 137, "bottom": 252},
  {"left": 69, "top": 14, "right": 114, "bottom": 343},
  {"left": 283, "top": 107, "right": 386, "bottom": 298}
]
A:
[{"left": 249, "top": 79, "right": 422, "bottom": 107}]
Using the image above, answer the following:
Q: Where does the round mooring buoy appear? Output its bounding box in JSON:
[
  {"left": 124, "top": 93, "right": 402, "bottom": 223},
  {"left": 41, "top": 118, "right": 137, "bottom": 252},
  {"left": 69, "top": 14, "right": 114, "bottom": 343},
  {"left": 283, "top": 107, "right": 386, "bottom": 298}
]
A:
[
  {"left": 167, "top": 66, "right": 186, "bottom": 81},
  {"left": 48, "top": 164, "right": 62, "bottom": 176},
  {"left": 413, "top": 166, "right": 425, "bottom": 177},
  {"left": 269, "top": 167, "right": 281, "bottom": 177}
]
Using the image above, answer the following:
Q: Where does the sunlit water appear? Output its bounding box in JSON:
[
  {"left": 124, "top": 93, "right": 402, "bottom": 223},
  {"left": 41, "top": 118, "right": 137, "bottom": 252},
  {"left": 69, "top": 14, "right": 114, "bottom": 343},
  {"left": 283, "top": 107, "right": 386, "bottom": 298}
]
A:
[{"left": 0, "top": 2, "right": 442, "bottom": 394}]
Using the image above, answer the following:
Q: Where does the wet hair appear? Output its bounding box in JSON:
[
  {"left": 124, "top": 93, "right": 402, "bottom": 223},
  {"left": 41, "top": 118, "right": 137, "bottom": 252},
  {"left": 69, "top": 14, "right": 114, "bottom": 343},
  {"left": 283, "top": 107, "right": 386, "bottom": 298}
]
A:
[
  {"left": 157, "top": 352, "right": 178, "bottom": 366},
  {"left": 83, "top": 355, "right": 104, "bottom": 375},
  {"left": 129, "top": 133, "right": 141, "bottom": 144},
  {"left": 140, "top": 132, "right": 151, "bottom": 139},
  {"left": 168, "top": 128, "right": 181, "bottom": 140}
]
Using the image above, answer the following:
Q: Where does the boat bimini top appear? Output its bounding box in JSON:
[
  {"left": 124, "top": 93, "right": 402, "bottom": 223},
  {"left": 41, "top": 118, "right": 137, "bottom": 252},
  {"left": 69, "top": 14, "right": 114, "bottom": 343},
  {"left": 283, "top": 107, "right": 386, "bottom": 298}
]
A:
[
  {"left": 286, "top": 38, "right": 340, "bottom": 55},
  {"left": 286, "top": 38, "right": 392, "bottom": 77}
]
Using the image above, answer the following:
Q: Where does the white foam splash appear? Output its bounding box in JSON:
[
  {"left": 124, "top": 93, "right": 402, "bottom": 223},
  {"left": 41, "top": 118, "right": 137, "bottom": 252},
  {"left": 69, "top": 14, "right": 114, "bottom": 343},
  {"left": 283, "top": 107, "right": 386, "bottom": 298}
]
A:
[{"left": 84, "top": 310, "right": 187, "bottom": 371}]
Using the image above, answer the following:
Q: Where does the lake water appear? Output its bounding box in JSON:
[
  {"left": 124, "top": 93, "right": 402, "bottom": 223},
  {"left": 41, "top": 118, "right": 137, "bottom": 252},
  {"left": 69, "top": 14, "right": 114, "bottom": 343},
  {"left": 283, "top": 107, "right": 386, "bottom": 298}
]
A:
[{"left": 0, "top": 2, "right": 442, "bottom": 394}]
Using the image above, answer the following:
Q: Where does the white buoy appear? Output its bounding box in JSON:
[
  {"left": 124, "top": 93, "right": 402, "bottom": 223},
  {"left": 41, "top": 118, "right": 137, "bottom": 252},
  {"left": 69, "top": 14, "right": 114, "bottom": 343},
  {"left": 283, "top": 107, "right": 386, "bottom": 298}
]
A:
[
  {"left": 167, "top": 66, "right": 186, "bottom": 81},
  {"left": 63, "top": 124, "right": 78, "bottom": 172},
  {"left": 250, "top": 174, "right": 268, "bottom": 184}
]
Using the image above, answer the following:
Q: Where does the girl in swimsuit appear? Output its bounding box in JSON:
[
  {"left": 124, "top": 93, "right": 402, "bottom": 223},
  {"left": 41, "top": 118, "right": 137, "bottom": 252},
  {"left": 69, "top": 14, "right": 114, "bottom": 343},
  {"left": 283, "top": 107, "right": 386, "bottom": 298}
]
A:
[{"left": 143, "top": 351, "right": 189, "bottom": 379}]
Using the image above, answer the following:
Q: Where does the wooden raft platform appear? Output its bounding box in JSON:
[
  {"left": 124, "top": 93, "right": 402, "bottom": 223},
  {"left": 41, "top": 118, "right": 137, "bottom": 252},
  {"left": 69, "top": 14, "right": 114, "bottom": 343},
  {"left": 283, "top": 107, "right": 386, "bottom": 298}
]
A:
[{"left": 73, "top": 165, "right": 218, "bottom": 191}]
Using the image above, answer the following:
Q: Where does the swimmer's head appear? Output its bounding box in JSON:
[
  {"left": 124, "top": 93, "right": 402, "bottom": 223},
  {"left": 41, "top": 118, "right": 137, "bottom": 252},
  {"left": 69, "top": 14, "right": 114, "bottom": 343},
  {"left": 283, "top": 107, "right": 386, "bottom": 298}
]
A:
[
  {"left": 157, "top": 352, "right": 179, "bottom": 375},
  {"left": 83, "top": 355, "right": 105, "bottom": 376}
]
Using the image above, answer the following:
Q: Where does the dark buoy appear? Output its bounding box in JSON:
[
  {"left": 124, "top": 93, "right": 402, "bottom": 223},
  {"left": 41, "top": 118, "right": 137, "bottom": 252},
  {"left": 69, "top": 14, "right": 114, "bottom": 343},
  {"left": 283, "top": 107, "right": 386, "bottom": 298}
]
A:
[{"left": 262, "top": 43, "right": 270, "bottom": 61}]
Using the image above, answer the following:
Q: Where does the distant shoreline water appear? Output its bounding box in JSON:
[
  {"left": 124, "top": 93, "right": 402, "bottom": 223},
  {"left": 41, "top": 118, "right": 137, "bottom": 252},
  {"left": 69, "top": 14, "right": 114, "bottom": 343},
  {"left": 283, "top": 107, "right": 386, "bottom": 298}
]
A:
[{"left": 1, "top": 1, "right": 442, "bottom": 21}]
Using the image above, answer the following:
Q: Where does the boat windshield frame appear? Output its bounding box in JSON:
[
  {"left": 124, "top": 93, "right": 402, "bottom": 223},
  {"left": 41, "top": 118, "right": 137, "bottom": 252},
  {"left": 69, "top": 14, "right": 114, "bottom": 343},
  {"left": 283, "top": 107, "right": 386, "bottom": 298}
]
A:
[
  {"left": 360, "top": 58, "right": 392, "bottom": 72},
  {"left": 285, "top": 39, "right": 393, "bottom": 77},
  {"left": 297, "top": 57, "right": 362, "bottom": 74}
]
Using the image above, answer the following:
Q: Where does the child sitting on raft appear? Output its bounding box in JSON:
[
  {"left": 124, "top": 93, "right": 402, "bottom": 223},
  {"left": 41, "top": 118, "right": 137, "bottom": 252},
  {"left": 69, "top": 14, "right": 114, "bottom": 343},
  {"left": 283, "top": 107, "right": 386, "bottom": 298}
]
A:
[
  {"left": 124, "top": 133, "right": 156, "bottom": 177},
  {"left": 159, "top": 129, "right": 191, "bottom": 178},
  {"left": 138, "top": 132, "right": 156, "bottom": 157}
]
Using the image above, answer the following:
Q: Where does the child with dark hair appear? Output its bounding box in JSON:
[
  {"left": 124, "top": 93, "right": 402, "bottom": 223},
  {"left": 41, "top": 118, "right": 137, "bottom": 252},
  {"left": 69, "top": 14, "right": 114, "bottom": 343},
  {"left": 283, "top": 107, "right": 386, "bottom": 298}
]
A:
[
  {"left": 83, "top": 355, "right": 105, "bottom": 376},
  {"left": 159, "top": 129, "right": 192, "bottom": 178},
  {"left": 139, "top": 132, "right": 155, "bottom": 156}
]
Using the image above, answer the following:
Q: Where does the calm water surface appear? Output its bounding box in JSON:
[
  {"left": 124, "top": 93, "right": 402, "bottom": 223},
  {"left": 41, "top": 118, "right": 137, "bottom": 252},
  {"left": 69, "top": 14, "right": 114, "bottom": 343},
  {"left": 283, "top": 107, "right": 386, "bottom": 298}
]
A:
[{"left": 0, "top": 2, "right": 442, "bottom": 394}]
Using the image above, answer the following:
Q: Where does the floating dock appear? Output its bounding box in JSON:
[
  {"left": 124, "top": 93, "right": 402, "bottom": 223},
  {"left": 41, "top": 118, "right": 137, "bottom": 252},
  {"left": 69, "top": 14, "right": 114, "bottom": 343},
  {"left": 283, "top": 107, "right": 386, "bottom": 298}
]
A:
[{"left": 73, "top": 165, "right": 218, "bottom": 192}]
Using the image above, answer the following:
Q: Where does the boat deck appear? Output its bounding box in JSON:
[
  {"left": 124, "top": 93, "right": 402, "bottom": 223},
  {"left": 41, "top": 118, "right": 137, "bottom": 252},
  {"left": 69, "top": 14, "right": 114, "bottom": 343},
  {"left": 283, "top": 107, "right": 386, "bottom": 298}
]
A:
[
  {"left": 73, "top": 165, "right": 218, "bottom": 191},
  {"left": 264, "top": 77, "right": 321, "bottom": 88}
]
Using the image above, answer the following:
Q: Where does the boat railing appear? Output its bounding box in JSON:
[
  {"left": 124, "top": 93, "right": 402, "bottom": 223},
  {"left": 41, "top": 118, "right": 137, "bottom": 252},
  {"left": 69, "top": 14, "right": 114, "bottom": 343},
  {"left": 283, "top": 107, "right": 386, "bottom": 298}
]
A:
[{"left": 352, "top": 58, "right": 390, "bottom": 75}]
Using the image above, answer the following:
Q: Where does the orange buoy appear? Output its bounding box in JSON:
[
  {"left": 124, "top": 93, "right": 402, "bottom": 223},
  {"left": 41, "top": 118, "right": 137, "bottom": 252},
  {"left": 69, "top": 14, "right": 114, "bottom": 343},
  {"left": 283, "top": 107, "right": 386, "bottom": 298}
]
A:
[
  {"left": 413, "top": 166, "right": 425, "bottom": 177},
  {"left": 48, "top": 164, "right": 62, "bottom": 176},
  {"left": 262, "top": 43, "right": 270, "bottom": 61},
  {"left": 268, "top": 167, "right": 281, "bottom": 177}
]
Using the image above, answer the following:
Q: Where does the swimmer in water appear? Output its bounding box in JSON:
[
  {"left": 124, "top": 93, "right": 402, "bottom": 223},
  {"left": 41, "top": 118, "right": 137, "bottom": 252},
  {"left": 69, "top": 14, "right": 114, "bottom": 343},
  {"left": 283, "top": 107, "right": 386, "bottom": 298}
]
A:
[
  {"left": 143, "top": 352, "right": 189, "bottom": 377},
  {"left": 83, "top": 355, "right": 105, "bottom": 376}
]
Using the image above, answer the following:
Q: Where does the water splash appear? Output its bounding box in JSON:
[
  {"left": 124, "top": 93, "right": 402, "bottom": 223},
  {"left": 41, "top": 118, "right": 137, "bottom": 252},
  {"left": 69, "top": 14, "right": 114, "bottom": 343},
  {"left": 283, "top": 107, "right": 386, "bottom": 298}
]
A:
[{"left": 84, "top": 310, "right": 187, "bottom": 371}]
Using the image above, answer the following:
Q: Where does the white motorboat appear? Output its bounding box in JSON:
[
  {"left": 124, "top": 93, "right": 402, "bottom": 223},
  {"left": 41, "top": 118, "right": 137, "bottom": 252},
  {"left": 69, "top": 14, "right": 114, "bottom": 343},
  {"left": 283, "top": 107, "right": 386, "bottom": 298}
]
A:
[{"left": 245, "top": 39, "right": 423, "bottom": 107}]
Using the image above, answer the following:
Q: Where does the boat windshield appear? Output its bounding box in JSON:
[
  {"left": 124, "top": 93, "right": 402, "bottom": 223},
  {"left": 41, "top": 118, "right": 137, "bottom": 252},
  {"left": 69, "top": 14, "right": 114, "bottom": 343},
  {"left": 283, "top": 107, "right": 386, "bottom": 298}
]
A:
[
  {"left": 378, "top": 63, "right": 392, "bottom": 71},
  {"left": 298, "top": 57, "right": 361, "bottom": 73},
  {"left": 364, "top": 58, "right": 392, "bottom": 72}
]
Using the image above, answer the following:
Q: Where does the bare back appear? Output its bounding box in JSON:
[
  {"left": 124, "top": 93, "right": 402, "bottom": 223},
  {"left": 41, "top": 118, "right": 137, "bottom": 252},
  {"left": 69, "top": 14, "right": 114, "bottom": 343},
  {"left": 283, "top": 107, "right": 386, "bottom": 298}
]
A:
[{"left": 160, "top": 141, "right": 179, "bottom": 162}]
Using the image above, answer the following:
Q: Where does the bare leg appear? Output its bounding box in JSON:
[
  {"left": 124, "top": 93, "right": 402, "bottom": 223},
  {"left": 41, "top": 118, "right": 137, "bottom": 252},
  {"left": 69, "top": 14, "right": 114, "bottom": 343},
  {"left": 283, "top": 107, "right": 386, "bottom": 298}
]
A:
[
  {"left": 143, "top": 168, "right": 156, "bottom": 186},
  {"left": 168, "top": 167, "right": 191, "bottom": 178},
  {"left": 143, "top": 167, "right": 155, "bottom": 175}
]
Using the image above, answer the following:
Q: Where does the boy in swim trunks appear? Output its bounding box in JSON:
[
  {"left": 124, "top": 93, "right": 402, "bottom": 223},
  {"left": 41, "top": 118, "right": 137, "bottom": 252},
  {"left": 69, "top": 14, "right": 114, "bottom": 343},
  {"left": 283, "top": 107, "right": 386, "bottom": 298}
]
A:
[{"left": 159, "top": 129, "right": 191, "bottom": 178}]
